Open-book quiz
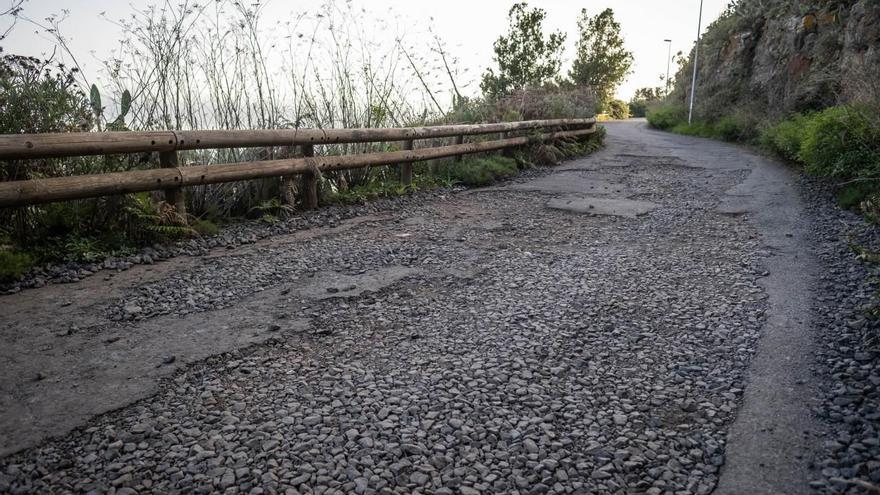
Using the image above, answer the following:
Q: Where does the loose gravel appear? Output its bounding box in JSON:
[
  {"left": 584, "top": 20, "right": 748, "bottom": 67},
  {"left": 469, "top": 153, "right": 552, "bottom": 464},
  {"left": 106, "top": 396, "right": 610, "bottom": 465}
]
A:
[
  {"left": 800, "top": 176, "right": 880, "bottom": 494},
  {"left": 1, "top": 122, "right": 878, "bottom": 494},
  {"left": 0, "top": 146, "right": 771, "bottom": 494}
]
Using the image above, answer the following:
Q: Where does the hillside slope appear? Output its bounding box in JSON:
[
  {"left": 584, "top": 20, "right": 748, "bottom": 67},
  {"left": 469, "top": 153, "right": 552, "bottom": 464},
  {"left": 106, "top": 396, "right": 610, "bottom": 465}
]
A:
[{"left": 671, "top": 0, "right": 880, "bottom": 119}]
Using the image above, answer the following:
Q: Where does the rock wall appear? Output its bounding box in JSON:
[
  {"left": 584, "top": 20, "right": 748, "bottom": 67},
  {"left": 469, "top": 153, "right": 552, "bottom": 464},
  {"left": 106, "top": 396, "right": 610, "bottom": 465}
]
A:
[{"left": 672, "top": 0, "right": 880, "bottom": 119}]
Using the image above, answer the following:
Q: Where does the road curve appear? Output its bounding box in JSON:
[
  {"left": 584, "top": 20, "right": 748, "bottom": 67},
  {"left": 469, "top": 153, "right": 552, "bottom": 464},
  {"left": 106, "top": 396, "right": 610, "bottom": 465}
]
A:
[{"left": 0, "top": 120, "right": 855, "bottom": 494}]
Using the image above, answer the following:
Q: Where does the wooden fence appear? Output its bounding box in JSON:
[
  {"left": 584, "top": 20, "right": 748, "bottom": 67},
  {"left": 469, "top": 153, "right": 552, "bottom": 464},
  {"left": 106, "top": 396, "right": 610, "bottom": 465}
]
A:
[{"left": 0, "top": 118, "right": 597, "bottom": 216}]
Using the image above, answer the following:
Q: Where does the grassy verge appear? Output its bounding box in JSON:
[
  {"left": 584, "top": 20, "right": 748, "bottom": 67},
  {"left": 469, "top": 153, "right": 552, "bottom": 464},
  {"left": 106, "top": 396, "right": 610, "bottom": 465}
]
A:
[
  {"left": 647, "top": 103, "right": 880, "bottom": 215},
  {"left": 1, "top": 131, "right": 605, "bottom": 282}
]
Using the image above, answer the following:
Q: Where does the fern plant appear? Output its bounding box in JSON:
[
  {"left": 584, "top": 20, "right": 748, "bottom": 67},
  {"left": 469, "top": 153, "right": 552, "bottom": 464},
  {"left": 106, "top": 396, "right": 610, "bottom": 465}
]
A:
[
  {"left": 248, "top": 198, "right": 296, "bottom": 221},
  {"left": 123, "top": 194, "right": 195, "bottom": 242}
]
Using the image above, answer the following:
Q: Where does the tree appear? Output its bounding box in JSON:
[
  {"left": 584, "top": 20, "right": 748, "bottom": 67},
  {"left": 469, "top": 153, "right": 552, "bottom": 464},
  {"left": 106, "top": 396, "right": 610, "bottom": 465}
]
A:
[
  {"left": 628, "top": 86, "right": 664, "bottom": 118},
  {"left": 480, "top": 2, "right": 566, "bottom": 99},
  {"left": 569, "top": 8, "right": 633, "bottom": 105},
  {"left": 633, "top": 87, "right": 663, "bottom": 101}
]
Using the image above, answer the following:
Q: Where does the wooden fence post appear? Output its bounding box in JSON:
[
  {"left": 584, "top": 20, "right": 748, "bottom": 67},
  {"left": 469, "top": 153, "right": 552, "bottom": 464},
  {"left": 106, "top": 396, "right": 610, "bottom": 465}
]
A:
[
  {"left": 158, "top": 150, "right": 187, "bottom": 223},
  {"left": 400, "top": 139, "right": 414, "bottom": 187},
  {"left": 280, "top": 145, "right": 296, "bottom": 205},
  {"left": 501, "top": 131, "right": 513, "bottom": 157},
  {"left": 454, "top": 135, "right": 464, "bottom": 162},
  {"left": 301, "top": 144, "right": 318, "bottom": 209}
]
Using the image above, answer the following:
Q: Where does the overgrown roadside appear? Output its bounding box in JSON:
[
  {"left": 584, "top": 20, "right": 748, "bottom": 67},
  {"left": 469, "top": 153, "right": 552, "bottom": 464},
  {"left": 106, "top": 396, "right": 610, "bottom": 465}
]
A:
[
  {"left": 642, "top": 116, "right": 880, "bottom": 493},
  {"left": 0, "top": 128, "right": 604, "bottom": 295}
]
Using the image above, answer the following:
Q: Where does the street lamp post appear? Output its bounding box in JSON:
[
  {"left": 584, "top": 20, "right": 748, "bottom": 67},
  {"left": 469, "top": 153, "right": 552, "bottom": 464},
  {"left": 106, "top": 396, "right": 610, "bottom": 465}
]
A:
[
  {"left": 688, "top": 0, "right": 704, "bottom": 124},
  {"left": 664, "top": 39, "right": 672, "bottom": 97}
]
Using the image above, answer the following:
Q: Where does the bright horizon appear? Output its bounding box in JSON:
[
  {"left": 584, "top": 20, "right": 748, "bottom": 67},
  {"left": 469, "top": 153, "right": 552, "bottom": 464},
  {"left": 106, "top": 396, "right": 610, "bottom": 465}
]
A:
[{"left": 2, "top": 0, "right": 729, "bottom": 104}]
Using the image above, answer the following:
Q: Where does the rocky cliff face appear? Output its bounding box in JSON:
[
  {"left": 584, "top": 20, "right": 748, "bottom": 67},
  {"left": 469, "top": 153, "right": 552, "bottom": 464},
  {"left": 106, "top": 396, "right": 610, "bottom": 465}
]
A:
[{"left": 672, "top": 0, "right": 880, "bottom": 119}]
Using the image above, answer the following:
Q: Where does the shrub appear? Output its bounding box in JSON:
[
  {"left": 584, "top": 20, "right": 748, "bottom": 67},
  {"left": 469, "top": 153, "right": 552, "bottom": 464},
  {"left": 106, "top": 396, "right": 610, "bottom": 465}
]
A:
[
  {"left": 0, "top": 54, "right": 92, "bottom": 134},
  {"left": 798, "top": 105, "right": 880, "bottom": 180},
  {"left": 606, "top": 99, "right": 630, "bottom": 120},
  {"left": 714, "top": 113, "right": 757, "bottom": 142},
  {"left": 628, "top": 99, "right": 648, "bottom": 118},
  {"left": 647, "top": 104, "right": 687, "bottom": 130},
  {"left": 192, "top": 219, "right": 221, "bottom": 236},
  {"left": 445, "top": 156, "right": 520, "bottom": 186},
  {"left": 670, "top": 122, "right": 715, "bottom": 138},
  {"left": 0, "top": 251, "right": 34, "bottom": 282},
  {"left": 760, "top": 114, "right": 811, "bottom": 161},
  {"left": 496, "top": 86, "right": 596, "bottom": 121},
  {"left": 441, "top": 86, "right": 596, "bottom": 124}
]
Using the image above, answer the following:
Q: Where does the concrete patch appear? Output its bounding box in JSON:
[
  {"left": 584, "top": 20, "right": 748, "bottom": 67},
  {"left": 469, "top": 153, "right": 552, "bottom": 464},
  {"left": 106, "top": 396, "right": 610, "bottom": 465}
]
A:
[
  {"left": 504, "top": 173, "right": 630, "bottom": 197},
  {"left": 0, "top": 291, "right": 310, "bottom": 457},
  {"left": 546, "top": 196, "right": 660, "bottom": 218}
]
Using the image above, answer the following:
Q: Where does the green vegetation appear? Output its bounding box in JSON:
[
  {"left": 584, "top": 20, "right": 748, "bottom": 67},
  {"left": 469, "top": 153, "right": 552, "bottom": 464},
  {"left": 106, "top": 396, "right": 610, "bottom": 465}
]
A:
[
  {"left": 0, "top": 0, "right": 609, "bottom": 283},
  {"left": 796, "top": 106, "right": 880, "bottom": 180},
  {"left": 445, "top": 156, "right": 521, "bottom": 187},
  {"left": 766, "top": 105, "right": 880, "bottom": 211},
  {"left": 569, "top": 8, "right": 633, "bottom": 106},
  {"left": 0, "top": 251, "right": 33, "bottom": 282},
  {"left": 191, "top": 219, "right": 221, "bottom": 237},
  {"left": 649, "top": 100, "right": 880, "bottom": 215},
  {"left": 628, "top": 87, "right": 663, "bottom": 118},
  {"left": 759, "top": 114, "right": 813, "bottom": 162},
  {"left": 605, "top": 99, "right": 630, "bottom": 120},
  {"left": 637, "top": 0, "right": 880, "bottom": 224},
  {"left": 645, "top": 104, "right": 687, "bottom": 131},
  {"left": 480, "top": 3, "right": 566, "bottom": 99}
]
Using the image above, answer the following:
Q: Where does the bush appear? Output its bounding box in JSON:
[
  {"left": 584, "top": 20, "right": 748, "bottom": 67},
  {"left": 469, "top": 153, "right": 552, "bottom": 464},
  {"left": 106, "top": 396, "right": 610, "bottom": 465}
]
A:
[
  {"left": 760, "top": 114, "right": 810, "bottom": 161},
  {"left": 444, "top": 86, "right": 597, "bottom": 125},
  {"left": 445, "top": 156, "right": 520, "bottom": 186},
  {"left": 798, "top": 105, "right": 880, "bottom": 180},
  {"left": 606, "top": 99, "right": 630, "bottom": 120},
  {"left": 628, "top": 99, "right": 647, "bottom": 118},
  {"left": 0, "top": 251, "right": 34, "bottom": 282},
  {"left": 652, "top": 109, "right": 757, "bottom": 142},
  {"left": 714, "top": 113, "right": 757, "bottom": 142},
  {"left": 0, "top": 54, "right": 92, "bottom": 134},
  {"left": 647, "top": 104, "right": 687, "bottom": 130},
  {"left": 669, "top": 122, "right": 715, "bottom": 138},
  {"left": 192, "top": 219, "right": 221, "bottom": 236},
  {"left": 495, "top": 86, "right": 597, "bottom": 121}
]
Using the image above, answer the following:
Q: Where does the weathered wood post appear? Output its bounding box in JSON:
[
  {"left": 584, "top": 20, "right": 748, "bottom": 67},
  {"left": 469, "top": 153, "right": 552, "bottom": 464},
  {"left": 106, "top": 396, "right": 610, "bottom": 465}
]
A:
[
  {"left": 158, "top": 150, "right": 187, "bottom": 223},
  {"left": 280, "top": 145, "right": 296, "bottom": 205},
  {"left": 400, "top": 139, "right": 414, "bottom": 187},
  {"left": 302, "top": 144, "right": 318, "bottom": 209},
  {"left": 454, "top": 135, "right": 464, "bottom": 162},
  {"left": 501, "top": 131, "right": 513, "bottom": 157}
]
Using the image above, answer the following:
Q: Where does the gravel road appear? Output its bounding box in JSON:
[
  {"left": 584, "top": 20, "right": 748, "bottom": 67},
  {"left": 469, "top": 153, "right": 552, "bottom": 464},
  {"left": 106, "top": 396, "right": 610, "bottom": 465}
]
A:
[{"left": 1, "top": 120, "right": 878, "bottom": 494}]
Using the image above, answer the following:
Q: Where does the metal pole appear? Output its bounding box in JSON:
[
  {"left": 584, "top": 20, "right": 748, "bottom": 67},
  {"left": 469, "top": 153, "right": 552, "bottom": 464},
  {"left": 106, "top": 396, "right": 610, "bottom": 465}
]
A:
[
  {"left": 664, "top": 39, "right": 672, "bottom": 97},
  {"left": 688, "top": 0, "right": 703, "bottom": 124}
]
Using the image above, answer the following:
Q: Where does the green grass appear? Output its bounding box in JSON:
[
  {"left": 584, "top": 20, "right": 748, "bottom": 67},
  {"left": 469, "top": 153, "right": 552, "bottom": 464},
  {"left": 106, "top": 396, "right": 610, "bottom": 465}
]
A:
[
  {"left": 0, "top": 251, "right": 35, "bottom": 282},
  {"left": 444, "top": 155, "right": 520, "bottom": 186},
  {"left": 650, "top": 102, "right": 880, "bottom": 218},
  {"left": 648, "top": 103, "right": 757, "bottom": 142},
  {"left": 192, "top": 219, "right": 221, "bottom": 236},
  {"left": 646, "top": 104, "right": 687, "bottom": 130},
  {"left": 796, "top": 105, "right": 880, "bottom": 180},
  {"left": 759, "top": 114, "right": 811, "bottom": 162}
]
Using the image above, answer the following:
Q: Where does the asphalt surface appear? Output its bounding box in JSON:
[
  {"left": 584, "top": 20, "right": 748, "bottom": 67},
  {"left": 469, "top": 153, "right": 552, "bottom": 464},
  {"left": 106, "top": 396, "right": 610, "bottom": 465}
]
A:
[{"left": 1, "top": 120, "right": 875, "bottom": 494}]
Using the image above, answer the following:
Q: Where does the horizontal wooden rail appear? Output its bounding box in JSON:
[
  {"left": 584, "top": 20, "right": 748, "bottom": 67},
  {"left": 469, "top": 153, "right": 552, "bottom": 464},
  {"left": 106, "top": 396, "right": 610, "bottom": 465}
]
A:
[
  {"left": 0, "top": 127, "right": 595, "bottom": 208},
  {"left": 0, "top": 118, "right": 595, "bottom": 160}
]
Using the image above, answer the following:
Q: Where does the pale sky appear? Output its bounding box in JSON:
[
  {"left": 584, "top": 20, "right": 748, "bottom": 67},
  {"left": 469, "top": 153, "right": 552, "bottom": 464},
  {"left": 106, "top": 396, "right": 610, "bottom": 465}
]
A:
[{"left": 2, "top": 0, "right": 728, "bottom": 102}]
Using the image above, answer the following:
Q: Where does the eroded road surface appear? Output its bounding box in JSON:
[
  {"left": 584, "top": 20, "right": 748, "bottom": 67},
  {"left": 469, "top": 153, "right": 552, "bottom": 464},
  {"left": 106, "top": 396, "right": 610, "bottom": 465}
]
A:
[{"left": 1, "top": 121, "right": 873, "bottom": 494}]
